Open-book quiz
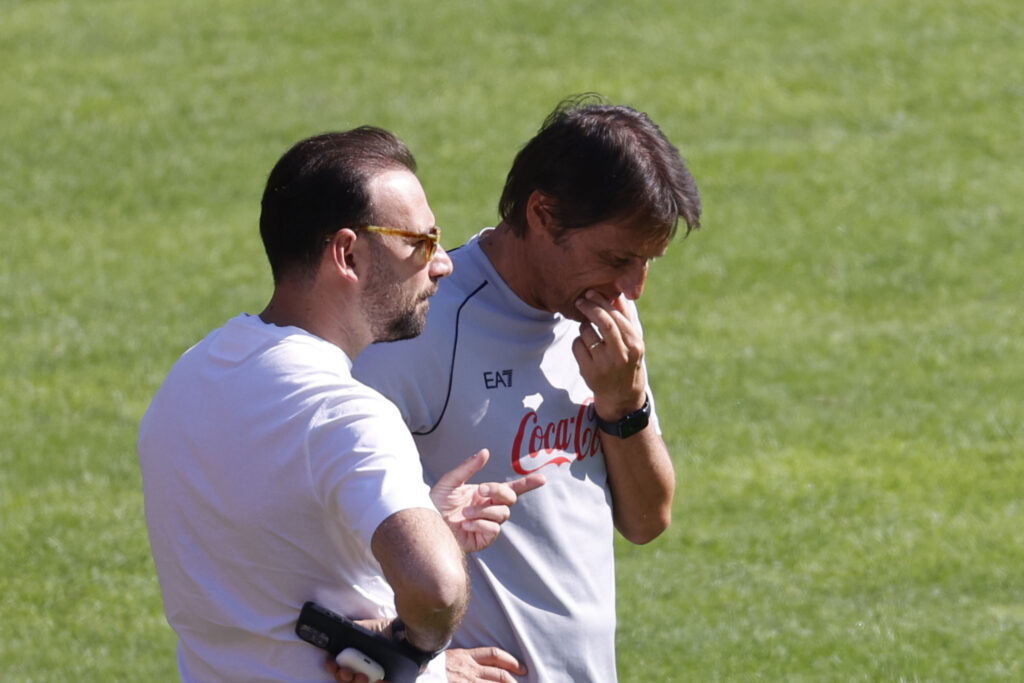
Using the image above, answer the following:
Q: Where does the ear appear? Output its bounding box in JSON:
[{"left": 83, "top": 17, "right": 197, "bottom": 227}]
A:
[
  {"left": 324, "top": 229, "right": 360, "bottom": 283},
  {"left": 525, "top": 190, "right": 559, "bottom": 237}
]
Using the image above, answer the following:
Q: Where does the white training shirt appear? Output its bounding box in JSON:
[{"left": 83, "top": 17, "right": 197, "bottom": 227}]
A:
[
  {"left": 354, "top": 230, "right": 661, "bottom": 683},
  {"left": 139, "top": 314, "right": 445, "bottom": 683}
]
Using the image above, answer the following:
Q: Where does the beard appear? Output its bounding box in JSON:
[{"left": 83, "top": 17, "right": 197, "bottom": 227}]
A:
[
  {"left": 363, "top": 254, "right": 435, "bottom": 343},
  {"left": 377, "top": 298, "right": 428, "bottom": 342}
]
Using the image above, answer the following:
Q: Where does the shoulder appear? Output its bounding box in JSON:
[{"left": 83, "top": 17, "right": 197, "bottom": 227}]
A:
[
  {"left": 308, "top": 376, "right": 419, "bottom": 463},
  {"left": 308, "top": 368, "right": 402, "bottom": 420},
  {"left": 435, "top": 243, "right": 492, "bottom": 308}
]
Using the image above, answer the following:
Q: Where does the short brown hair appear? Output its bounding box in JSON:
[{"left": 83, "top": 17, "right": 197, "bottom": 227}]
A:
[
  {"left": 259, "top": 127, "right": 417, "bottom": 283},
  {"left": 499, "top": 94, "right": 701, "bottom": 243}
]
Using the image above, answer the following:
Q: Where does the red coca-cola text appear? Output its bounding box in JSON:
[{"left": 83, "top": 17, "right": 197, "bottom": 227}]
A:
[{"left": 511, "top": 398, "right": 602, "bottom": 474}]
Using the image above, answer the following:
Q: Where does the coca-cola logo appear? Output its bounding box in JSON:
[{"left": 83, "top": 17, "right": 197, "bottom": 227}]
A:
[{"left": 511, "top": 398, "right": 603, "bottom": 474}]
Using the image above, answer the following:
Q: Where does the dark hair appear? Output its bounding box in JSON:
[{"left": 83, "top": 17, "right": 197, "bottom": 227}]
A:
[
  {"left": 498, "top": 94, "right": 701, "bottom": 243},
  {"left": 259, "top": 127, "right": 417, "bottom": 283}
]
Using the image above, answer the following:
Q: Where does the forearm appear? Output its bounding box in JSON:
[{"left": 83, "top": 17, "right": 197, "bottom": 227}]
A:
[
  {"left": 371, "top": 508, "right": 470, "bottom": 650},
  {"left": 572, "top": 291, "right": 675, "bottom": 543},
  {"left": 601, "top": 428, "right": 675, "bottom": 544}
]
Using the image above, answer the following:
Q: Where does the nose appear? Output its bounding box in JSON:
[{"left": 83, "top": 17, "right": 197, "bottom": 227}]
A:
[
  {"left": 615, "top": 258, "right": 648, "bottom": 300},
  {"left": 429, "top": 244, "right": 454, "bottom": 279}
]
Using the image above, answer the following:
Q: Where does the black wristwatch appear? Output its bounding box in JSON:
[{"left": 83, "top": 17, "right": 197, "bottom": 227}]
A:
[
  {"left": 391, "top": 618, "right": 446, "bottom": 671},
  {"left": 595, "top": 396, "right": 651, "bottom": 439}
]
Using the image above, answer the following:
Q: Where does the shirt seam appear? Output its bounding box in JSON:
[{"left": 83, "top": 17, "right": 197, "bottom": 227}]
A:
[{"left": 413, "top": 279, "right": 488, "bottom": 436}]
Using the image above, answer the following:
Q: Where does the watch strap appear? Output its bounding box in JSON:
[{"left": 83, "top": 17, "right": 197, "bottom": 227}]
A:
[
  {"left": 391, "top": 618, "right": 446, "bottom": 670},
  {"left": 594, "top": 396, "right": 651, "bottom": 439}
]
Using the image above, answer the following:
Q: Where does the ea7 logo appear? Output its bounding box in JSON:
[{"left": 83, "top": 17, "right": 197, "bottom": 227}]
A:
[{"left": 483, "top": 369, "right": 513, "bottom": 389}]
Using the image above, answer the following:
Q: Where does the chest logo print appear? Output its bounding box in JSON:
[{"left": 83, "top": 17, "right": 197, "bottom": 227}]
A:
[
  {"left": 511, "top": 398, "right": 602, "bottom": 474},
  {"left": 483, "top": 369, "right": 513, "bottom": 389}
]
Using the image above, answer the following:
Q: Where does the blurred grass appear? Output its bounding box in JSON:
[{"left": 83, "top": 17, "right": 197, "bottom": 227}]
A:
[{"left": 2, "top": 0, "right": 1022, "bottom": 680}]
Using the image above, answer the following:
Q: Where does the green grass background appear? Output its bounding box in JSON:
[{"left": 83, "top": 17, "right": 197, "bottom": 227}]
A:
[{"left": 2, "top": 0, "right": 1021, "bottom": 680}]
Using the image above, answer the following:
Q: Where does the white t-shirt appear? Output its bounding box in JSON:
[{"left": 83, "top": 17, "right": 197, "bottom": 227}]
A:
[
  {"left": 354, "top": 231, "right": 661, "bottom": 683},
  {"left": 139, "top": 314, "right": 445, "bottom": 682}
]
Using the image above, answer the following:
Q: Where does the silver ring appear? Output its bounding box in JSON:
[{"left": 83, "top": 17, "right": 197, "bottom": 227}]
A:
[{"left": 589, "top": 341, "right": 603, "bottom": 350}]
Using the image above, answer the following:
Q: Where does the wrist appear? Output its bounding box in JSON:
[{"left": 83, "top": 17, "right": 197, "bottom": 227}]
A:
[
  {"left": 593, "top": 391, "right": 647, "bottom": 423},
  {"left": 594, "top": 395, "right": 651, "bottom": 439},
  {"left": 391, "top": 618, "right": 448, "bottom": 671}
]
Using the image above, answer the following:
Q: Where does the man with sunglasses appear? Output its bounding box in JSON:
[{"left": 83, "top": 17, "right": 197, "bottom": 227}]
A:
[
  {"left": 354, "top": 97, "right": 702, "bottom": 682},
  {"left": 139, "top": 127, "right": 542, "bottom": 682}
]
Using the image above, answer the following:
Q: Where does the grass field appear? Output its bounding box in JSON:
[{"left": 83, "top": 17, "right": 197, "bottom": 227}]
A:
[{"left": 2, "top": 0, "right": 1021, "bottom": 680}]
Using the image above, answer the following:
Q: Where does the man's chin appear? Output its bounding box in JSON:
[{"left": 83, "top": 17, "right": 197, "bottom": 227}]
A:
[
  {"left": 380, "top": 310, "right": 428, "bottom": 342},
  {"left": 376, "top": 295, "right": 433, "bottom": 343}
]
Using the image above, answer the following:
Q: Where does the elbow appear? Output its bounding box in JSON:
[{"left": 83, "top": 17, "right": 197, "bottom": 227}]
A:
[
  {"left": 374, "top": 509, "right": 470, "bottom": 647},
  {"left": 432, "top": 565, "right": 471, "bottom": 614},
  {"left": 421, "top": 559, "right": 470, "bottom": 614},
  {"left": 620, "top": 505, "right": 672, "bottom": 545},
  {"left": 393, "top": 556, "right": 469, "bottom": 651}
]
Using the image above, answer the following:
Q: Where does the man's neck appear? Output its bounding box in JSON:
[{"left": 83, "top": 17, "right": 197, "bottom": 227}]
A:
[
  {"left": 259, "top": 285, "right": 369, "bottom": 359},
  {"left": 478, "top": 222, "right": 546, "bottom": 312}
]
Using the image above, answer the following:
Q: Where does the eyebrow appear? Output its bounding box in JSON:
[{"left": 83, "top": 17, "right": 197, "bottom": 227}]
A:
[
  {"left": 609, "top": 246, "right": 665, "bottom": 262},
  {"left": 639, "top": 241, "right": 670, "bottom": 260}
]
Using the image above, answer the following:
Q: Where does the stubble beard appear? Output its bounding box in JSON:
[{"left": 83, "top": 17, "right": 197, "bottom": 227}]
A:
[
  {"left": 377, "top": 297, "right": 429, "bottom": 342},
  {"left": 364, "top": 257, "right": 434, "bottom": 343}
]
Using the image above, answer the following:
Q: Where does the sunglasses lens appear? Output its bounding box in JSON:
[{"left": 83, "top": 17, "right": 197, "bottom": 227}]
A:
[{"left": 422, "top": 228, "right": 440, "bottom": 262}]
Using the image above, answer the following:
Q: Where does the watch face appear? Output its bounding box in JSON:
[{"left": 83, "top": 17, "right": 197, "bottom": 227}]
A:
[{"left": 618, "top": 412, "right": 649, "bottom": 438}]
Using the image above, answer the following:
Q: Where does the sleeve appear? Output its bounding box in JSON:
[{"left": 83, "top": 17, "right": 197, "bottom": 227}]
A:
[{"left": 306, "top": 391, "right": 437, "bottom": 546}]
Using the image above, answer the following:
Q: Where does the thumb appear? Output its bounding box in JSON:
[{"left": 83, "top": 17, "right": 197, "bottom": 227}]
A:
[{"left": 436, "top": 448, "right": 490, "bottom": 489}]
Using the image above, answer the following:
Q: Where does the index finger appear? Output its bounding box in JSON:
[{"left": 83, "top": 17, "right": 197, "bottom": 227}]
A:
[
  {"left": 435, "top": 448, "right": 490, "bottom": 489},
  {"left": 508, "top": 472, "right": 546, "bottom": 496},
  {"left": 577, "top": 291, "right": 633, "bottom": 338}
]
